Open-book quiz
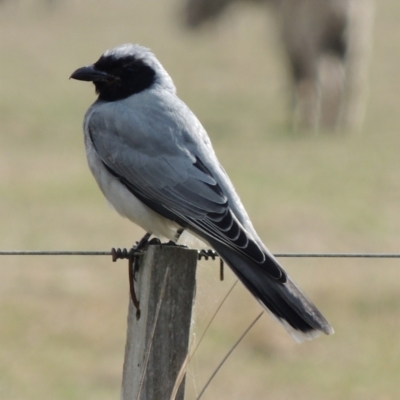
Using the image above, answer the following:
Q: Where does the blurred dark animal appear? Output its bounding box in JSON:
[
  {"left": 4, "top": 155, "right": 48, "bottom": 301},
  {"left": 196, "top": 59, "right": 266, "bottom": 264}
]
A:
[{"left": 183, "top": 0, "right": 374, "bottom": 132}]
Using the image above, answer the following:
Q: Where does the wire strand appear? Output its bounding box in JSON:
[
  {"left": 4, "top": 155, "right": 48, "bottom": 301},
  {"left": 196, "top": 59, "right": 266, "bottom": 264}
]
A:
[
  {"left": 1, "top": 250, "right": 400, "bottom": 258},
  {"left": 0, "top": 251, "right": 111, "bottom": 256},
  {"left": 196, "top": 311, "right": 264, "bottom": 400}
]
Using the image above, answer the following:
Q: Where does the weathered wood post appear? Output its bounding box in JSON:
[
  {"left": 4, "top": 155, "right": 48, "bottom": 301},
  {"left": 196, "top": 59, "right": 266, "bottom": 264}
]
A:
[{"left": 121, "top": 244, "right": 198, "bottom": 400}]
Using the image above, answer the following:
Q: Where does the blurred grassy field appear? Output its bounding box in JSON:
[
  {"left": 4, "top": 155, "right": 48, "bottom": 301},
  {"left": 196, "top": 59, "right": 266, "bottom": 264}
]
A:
[{"left": 1, "top": 0, "right": 400, "bottom": 399}]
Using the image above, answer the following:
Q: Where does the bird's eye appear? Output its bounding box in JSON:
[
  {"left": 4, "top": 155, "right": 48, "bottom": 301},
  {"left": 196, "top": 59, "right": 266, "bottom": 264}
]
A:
[
  {"left": 124, "top": 65, "right": 135, "bottom": 73},
  {"left": 111, "top": 67, "right": 122, "bottom": 75}
]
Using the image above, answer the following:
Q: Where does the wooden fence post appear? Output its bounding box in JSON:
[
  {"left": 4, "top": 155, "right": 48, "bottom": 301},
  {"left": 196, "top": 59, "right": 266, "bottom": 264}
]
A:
[{"left": 121, "top": 244, "right": 198, "bottom": 400}]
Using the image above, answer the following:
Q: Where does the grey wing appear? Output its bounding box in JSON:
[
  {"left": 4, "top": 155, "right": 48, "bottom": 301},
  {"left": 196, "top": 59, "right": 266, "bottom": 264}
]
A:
[{"left": 87, "top": 106, "right": 284, "bottom": 281}]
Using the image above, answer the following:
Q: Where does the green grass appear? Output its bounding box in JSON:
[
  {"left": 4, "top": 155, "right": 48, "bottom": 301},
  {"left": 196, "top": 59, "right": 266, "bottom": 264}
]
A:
[{"left": 1, "top": 0, "right": 400, "bottom": 399}]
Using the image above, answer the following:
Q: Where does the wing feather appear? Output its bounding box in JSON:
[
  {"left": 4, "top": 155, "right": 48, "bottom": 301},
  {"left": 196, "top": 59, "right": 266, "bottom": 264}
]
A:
[{"left": 87, "top": 105, "right": 284, "bottom": 280}]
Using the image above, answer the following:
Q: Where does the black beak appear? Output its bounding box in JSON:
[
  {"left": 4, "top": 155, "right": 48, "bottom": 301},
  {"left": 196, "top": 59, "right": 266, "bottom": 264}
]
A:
[{"left": 70, "top": 65, "right": 112, "bottom": 82}]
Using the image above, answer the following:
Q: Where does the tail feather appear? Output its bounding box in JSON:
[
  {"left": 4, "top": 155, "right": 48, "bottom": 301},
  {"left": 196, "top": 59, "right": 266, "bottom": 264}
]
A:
[{"left": 210, "top": 240, "right": 334, "bottom": 342}]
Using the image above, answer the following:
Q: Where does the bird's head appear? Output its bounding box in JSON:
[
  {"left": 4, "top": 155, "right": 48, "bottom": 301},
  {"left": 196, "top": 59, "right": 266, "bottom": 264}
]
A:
[{"left": 70, "top": 44, "right": 176, "bottom": 101}]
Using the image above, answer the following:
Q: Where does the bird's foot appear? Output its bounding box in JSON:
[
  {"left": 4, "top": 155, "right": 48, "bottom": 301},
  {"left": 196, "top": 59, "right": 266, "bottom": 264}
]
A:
[
  {"left": 147, "top": 237, "right": 162, "bottom": 246},
  {"left": 163, "top": 240, "right": 188, "bottom": 248}
]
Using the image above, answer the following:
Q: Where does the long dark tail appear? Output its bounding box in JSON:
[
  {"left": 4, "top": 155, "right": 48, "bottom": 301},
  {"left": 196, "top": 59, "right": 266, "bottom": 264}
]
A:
[{"left": 210, "top": 240, "right": 334, "bottom": 342}]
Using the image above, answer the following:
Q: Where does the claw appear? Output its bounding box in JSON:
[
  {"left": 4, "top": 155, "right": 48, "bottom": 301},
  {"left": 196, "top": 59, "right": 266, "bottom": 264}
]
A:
[
  {"left": 173, "top": 227, "right": 184, "bottom": 243},
  {"left": 148, "top": 237, "right": 162, "bottom": 247}
]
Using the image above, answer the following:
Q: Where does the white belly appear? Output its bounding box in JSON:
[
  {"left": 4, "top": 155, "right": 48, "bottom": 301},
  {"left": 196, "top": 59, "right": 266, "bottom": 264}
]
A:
[{"left": 85, "top": 142, "right": 206, "bottom": 248}]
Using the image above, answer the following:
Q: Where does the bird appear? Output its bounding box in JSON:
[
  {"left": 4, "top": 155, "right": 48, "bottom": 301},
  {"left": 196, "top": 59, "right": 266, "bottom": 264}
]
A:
[{"left": 70, "top": 43, "right": 333, "bottom": 342}]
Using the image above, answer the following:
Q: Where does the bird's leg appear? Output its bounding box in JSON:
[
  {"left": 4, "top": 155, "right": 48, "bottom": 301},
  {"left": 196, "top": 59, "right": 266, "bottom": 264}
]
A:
[
  {"left": 165, "top": 228, "right": 185, "bottom": 246},
  {"left": 129, "top": 232, "right": 151, "bottom": 319},
  {"left": 133, "top": 232, "right": 152, "bottom": 251},
  {"left": 173, "top": 228, "right": 184, "bottom": 243}
]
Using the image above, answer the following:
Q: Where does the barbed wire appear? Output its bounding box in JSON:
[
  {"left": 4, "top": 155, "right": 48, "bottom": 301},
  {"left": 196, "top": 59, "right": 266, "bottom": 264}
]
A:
[{"left": 1, "top": 250, "right": 400, "bottom": 258}]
